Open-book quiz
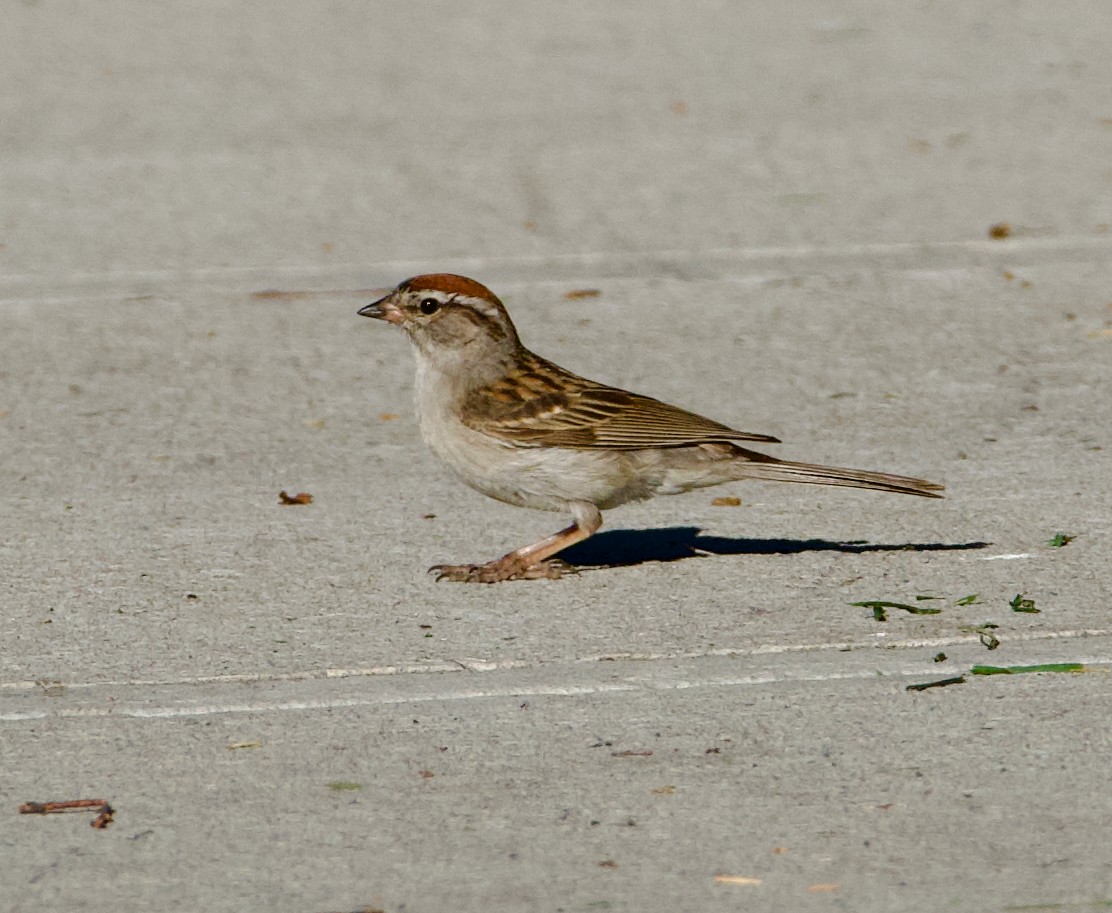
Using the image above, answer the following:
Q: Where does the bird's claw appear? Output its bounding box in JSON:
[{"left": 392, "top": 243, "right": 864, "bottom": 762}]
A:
[{"left": 428, "top": 558, "right": 577, "bottom": 583}]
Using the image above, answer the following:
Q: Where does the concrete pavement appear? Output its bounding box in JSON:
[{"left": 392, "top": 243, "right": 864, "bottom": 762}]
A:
[{"left": 3, "top": 3, "right": 1112, "bottom": 911}]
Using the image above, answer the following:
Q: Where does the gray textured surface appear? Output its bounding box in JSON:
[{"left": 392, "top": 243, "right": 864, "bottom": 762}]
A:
[{"left": 3, "top": 3, "right": 1112, "bottom": 912}]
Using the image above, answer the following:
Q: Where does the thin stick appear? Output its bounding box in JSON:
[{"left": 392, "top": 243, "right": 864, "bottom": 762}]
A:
[{"left": 19, "top": 799, "right": 115, "bottom": 829}]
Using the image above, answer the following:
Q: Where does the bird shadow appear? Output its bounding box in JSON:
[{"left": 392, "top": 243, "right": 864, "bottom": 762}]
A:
[{"left": 560, "top": 526, "right": 991, "bottom": 570}]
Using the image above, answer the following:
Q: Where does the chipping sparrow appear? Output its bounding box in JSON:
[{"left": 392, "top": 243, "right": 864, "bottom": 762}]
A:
[{"left": 359, "top": 274, "right": 943, "bottom": 583}]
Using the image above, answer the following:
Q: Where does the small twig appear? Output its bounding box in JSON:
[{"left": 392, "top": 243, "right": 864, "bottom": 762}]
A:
[
  {"left": 906, "top": 675, "right": 967, "bottom": 692},
  {"left": 19, "top": 799, "right": 115, "bottom": 829}
]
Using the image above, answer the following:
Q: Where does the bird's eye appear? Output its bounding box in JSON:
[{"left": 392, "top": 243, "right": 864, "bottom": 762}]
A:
[{"left": 418, "top": 297, "right": 441, "bottom": 315}]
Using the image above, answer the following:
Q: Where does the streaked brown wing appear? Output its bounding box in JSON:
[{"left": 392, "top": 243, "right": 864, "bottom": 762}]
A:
[{"left": 461, "top": 356, "right": 780, "bottom": 449}]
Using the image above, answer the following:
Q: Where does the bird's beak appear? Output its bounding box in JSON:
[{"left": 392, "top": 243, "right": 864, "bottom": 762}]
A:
[{"left": 358, "top": 293, "right": 403, "bottom": 324}]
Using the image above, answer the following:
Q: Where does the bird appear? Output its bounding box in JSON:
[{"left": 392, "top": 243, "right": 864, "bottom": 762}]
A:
[{"left": 358, "top": 274, "right": 943, "bottom": 582}]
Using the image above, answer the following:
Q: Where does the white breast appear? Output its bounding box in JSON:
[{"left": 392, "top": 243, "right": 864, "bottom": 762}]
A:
[{"left": 411, "top": 356, "right": 652, "bottom": 513}]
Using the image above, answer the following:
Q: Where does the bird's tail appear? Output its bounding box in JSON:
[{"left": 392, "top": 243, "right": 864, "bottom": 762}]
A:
[{"left": 731, "top": 446, "right": 944, "bottom": 498}]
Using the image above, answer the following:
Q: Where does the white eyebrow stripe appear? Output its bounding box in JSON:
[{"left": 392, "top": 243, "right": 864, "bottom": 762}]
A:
[{"left": 459, "top": 294, "right": 501, "bottom": 319}]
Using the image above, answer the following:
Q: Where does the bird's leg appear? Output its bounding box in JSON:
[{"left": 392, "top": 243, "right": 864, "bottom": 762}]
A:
[{"left": 431, "top": 502, "right": 602, "bottom": 583}]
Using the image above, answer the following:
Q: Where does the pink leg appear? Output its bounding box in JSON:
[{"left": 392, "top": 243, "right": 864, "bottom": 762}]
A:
[{"left": 431, "top": 502, "right": 602, "bottom": 583}]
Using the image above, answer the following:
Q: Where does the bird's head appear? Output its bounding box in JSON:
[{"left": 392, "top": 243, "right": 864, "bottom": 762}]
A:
[{"left": 359, "top": 274, "right": 521, "bottom": 361}]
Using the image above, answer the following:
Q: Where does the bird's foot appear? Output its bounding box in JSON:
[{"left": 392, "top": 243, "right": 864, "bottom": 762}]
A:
[{"left": 429, "top": 557, "right": 576, "bottom": 583}]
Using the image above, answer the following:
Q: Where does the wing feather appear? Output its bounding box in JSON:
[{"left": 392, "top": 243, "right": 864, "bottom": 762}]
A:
[{"left": 462, "top": 356, "right": 779, "bottom": 449}]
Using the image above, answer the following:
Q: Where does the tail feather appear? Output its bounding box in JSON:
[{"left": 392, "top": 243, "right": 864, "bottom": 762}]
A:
[{"left": 734, "top": 447, "right": 944, "bottom": 499}]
